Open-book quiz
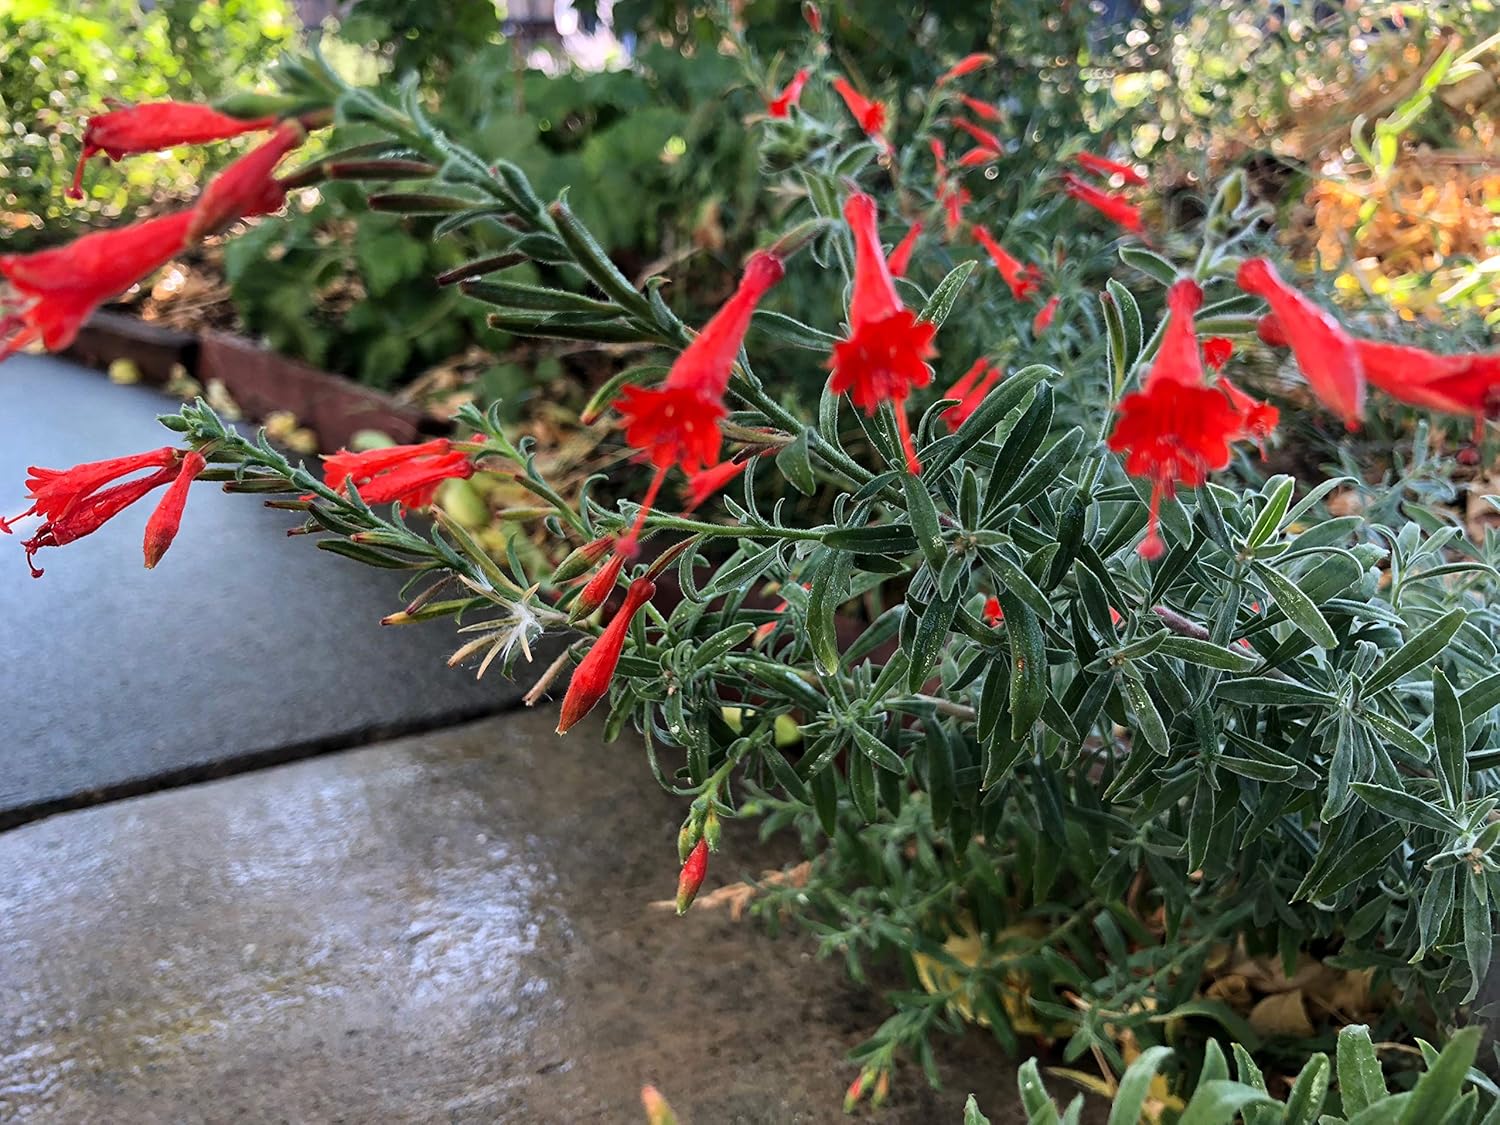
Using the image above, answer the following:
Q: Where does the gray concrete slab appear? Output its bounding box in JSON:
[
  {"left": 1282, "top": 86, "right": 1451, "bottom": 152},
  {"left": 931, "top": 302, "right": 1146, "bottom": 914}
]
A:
[
  {"left": 0, "top": 355, "right": 530, "bottom": 825},
  {"left": 0, "top": 710, "right": 1047, "bottom": 1124}
]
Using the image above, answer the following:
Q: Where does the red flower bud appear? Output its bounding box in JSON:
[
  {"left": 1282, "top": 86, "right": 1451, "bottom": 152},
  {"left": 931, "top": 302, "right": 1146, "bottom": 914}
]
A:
[
  {"left": 675, "top": 837, "right": 709, "bottom": 914},
  {"left": 970, "top": 224, "right": 1042, "bottom": 302},
  {"left": 187, "top": 121, "right": 305, "bottom": 242},
  {"left": 952, "top": 117, "right": 1003, "bottom": 153},
  {"left": 569, "top": 551, "right": 627, "bottom": 622},
  {"left": 552, "top": 535, "right": 614, "bottom": 584},
  {"left": 557, "top": 576, "right": 655, "bottom": 734},
  {"left": 937, "top": 53, "right": 994, "bottom": 86},
  {"left": 1072, "top": 151, "right": 1147, "bottom": 186},
  {"left": 802, "top": 1, "right": 822, "bottom": 33},
  {"left": 1061, "top": 173, "right": 1144, "bottom": 234},
  {"left": 885, "top": 221, "right": 922, "bottom": 279},
  {"left": 1033, "top": 295, "right": 1060, "bottom": 337},
  {"left": 143, "top": 450, "right": 206, "bottom": 569}
]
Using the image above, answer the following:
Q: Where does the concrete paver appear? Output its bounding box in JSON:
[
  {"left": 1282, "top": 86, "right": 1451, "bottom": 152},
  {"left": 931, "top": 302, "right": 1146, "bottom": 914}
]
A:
[
  {"left": 0, "top": 356, "right": 524, "bottom": 823},
  {"left": 0, "top": 709, "right": 1041, "bottom": 1124}
]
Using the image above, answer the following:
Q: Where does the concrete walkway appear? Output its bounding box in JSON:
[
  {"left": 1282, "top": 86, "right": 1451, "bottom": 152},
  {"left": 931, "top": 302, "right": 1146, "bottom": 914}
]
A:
[
  {"left": 0, "top": 356, "right": 517, "bottom": 825},
  {"left": 0, "top": 711, "right": 1035, "bottom": 1124}
]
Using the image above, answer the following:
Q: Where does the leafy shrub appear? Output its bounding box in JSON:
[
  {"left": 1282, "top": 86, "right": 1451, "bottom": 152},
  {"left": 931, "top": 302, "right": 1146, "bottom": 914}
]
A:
[
  {"left": 10, "top": 10, "right": 1500, "bottom": 1116},
  {"left": 968, "top": 1024, "right": 1493, "bottom": 1125}
]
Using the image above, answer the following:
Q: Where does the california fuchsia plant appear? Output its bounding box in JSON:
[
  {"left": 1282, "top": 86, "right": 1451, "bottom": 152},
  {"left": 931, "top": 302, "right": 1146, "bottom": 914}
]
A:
[{"left": 7, "top": 25, "right": 1500, "bottom": 1103}]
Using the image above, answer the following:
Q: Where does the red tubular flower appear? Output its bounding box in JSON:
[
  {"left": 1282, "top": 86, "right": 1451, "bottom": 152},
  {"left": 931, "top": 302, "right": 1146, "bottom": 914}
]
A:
[
  {"left": 1220, "top": 379, "right": 1280, "bottom": 458},
  {"left": 557, "top": 576, "right": 656, "bottom": 734},
  {"left": 952, "top": 118, "right": 1004, "bottom": 153},
  {"left": 187, "top": 121, "right": 305, "bottom": 241},
  {"left": 958, "top": 95, "right": 1003, "bottom": 123},
  {"left": 937, "top": 53, "right": 994, "bottom": 85},
  {"left": 940, "top": 357, "right": 1002, "bottom": 430},
  {"left": 956, "top": 146, "right": 1001, "bottom": 168},
  {"left": 614, "top": 250, "right": 784, "bottom": 553},
  {"left": 1107, "top": 278, "right": 1241, "bottom": 559},
  {"left": 1203, "top": 337, "right": 1233, "bottom": 370},
  {"left": 1061, "top": 173, "right": 1144, "bottom": 234},
  {"left": 142, "top": 450, "right": 206, "bottom": 569},
  {"left": 970, "top": 224, "right": 1042, "bottom": 302},
  {"left": 941, "top": 185, "right": 971, "bottom": 240},
  {"left": 767, "top": 69, "right": 810, "bottom": 118},
  {"left": 569, "top": 550, "right": 627, "bottom": 622},
  {"left": 1109, "top": 382, "right": 1241, "bottom": 560},
  {"left": 3, "top": 446, "right": 179, "bottom": 530},
  {"left": 69, "top": 101, "right": 275, "bottom": 199},
  {"left": 1072, "top": 152, "right": 1147, "bottom": 186},
  {"left": 831, "top": 77, "right": 887, "bottom": 136},
  {"left": 982, "top": 595, "right": 1003, "bottom": 627},
  {"left": 828, "top": 193, "right": 938, "bottom": 474},
  {"left": 1, "top": 210, "right": 193, "bottom": 358},
  {"left": 1236, "top": 259, "right": 1365, "bottom": 430},
  {"left": 1150, "top": 279, "right": 1207, "bottom": 385},
  {"left": 10, "top": 460, "right": 184, "bottom": 578},
  {"left": 323, "top": 438, "right": 474, "bottom": 510},
  {"left": 683, "top": 459, "right": 746, "bottom": 510},
  {"left": 886, "top": 221, "right": 922, "bottom": 278},
  {"left": 1033, "top": 295, "right": 1060, "bottom": 337}
]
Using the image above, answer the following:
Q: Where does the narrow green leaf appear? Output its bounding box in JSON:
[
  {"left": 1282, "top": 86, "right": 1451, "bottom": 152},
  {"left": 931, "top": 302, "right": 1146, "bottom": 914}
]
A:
[
  {"left": 1283, "top": 1053, "right": 1331, "bottom": 1125},
  {"left": 919, "top": 260, "right": 977, "bottom": 327},
  {"left": 1433, "top": 667, "right": 1468, "bottom": 807},
  {"left": 1177, "top": 1081, "right": 1277, "bottom": 1125},
  {"left": 1350, "top": 782, "right": 1463, "bottom": 834},
  {"left": 1462, "top": 871, "right": 1492, "bottom": 1003},
  {"left": 1119, "top": 245, "right": 1179, "bottom": 286},
  {"left": 925, "top": 365, "right": 1053, "bottom": 477},
  {"left": 1337, "top": 1025, "right": 1388, "bottom": 1116},
  {"left": 1120, "top": 676, "right": 1169, "bottom": 755},
  {"left": 1398, "top": 1027, "right": 1481, "bottom": 1124},
  {"left": 1001, "top": 592, "right": 1047, "bottom": 739},
  {"left": 964, "top": 1094, "right": 993, "bottom": 1125},
  {"left": 1107, "top": 1046, "right": 1175, "bottom": 1125},
  {"left": 1245, "top": 474, "right": 1296, "bottom": 549},
  {"left": 1254, "top": 561, "right": 1337, "bottom": 649},
  {"left": 1364, "top": 609, "right": 1467, "bottom": 695},
  {"left": 903, "top": 474, "right": 947, "bottom": 571},
  {"left": 1217, "top": 677, "right": 1338, "bottom": 707},
  {"left": 850, "top": 721, "right": 905, "bottom": 774},
  {"left": 777, "top": 430, "right": 817, "bottom": 495},
  {"left": 1017, "top": 1059, "right": 1062, "bottom": 1125},
  {"left": 1157, "top": 635, "right": 1260, "bottom": 672}
]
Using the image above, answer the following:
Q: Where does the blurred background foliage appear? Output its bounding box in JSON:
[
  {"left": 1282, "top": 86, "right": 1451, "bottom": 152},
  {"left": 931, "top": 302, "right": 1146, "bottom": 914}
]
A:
[{"left": 0, "top": 0, "right": 295, "bottom": 238}]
